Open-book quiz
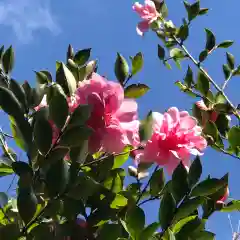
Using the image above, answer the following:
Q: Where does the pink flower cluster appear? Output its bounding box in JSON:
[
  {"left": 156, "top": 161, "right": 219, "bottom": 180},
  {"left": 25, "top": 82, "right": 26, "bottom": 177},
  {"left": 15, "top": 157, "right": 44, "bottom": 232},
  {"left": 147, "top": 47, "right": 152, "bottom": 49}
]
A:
[
  {"left": 133, "top": 0, "right": 160, "bottom": 36},
  {"left": 135, "top": 107, "right": 207, "bottom": 174},
  {"left": 35, "top": 73, "right": 140, "bottom": 154}
]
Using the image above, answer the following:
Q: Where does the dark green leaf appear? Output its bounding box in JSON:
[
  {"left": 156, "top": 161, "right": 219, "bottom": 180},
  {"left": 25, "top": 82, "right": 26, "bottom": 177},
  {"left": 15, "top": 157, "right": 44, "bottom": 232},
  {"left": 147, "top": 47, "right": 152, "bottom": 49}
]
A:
[
  {"left": 215, "top": 113, "right": 230, "bottom": 137},
  {"left": 191, "top": 231, "right": 215, "bottom": 240},
  {"left": 191, "top": 178, "right": 226, "bottom": 197},
  {"left": 35, "top": 71, "right": 50, "bottom": 84},
  {"left": 205, "top": 29, "right": 216, "bottom": 51},
  {"left": 228, "top": 126, "right": 240, "bottom": 148},
  {"left": 131, "top": 52, "right": 143, "bottom": 76},
  {"left": 188, "top": 156, "right": 202, "bottom": 187},
  {"left": 125, "top": 206, "right": 145, "bottom": 238},
  {"left": 139, "top": 222, "right": 159, "bottom": 240},
  {"left": 177, "top": 24, "right": 189, "bottom": 42},
  {"left": 158, "top": 44, "right": 165, "bottom": 60},
  {"left": 0, "top": 46, "right": 4, "bottom": 60},
  {"left": 49, "top": 90, "right": 69, "bottom": 129},
  {"left": 184, "top": 66, "right": 193, "bottom": 88},
  {"left": 196, "top": 71, "right": 210, "bottom": 96},
  {"left": 0, "top": 223, "right": 20, "bottom": 239},
  {"left": 222, "top": 64, "right": 231, "bottom": 79},
  {"left": 139, "top": 111, "right": 153, "bottom": 141},
  {"left": 104, "top": 170, "right": 123, "bottom": 193},
  {"left": 0, "top": 192, "right": 8, "bottom": 207},
  {"left": 115, "top": 53, "right": 129, "bottom": 84},
  {"left": 2, "top": 46, "right": 14, "bottom": 74},
  {"left": 233, "top": 65, "right": 240, "bottom": 76},
  {"left": 17, "top": 187, "right": 38, "bottom": 223},
  {"left": 124, "top": 83, "right": 150, "bottom": 99},
  {"left": 198, "top": 8, "right": 209, "bottom": 15},
  {"left": 74, "top": 48, "right": 91, "bottom": 65},
  {"left": 159, "top": 191, "right": 176, "bottom": 230},
  {"left": 12, "top": 161, "right": 32, "bottom": 176},
  {"left": 158, "top": 1, "right": 168, "bottom": 18},
  {"left": 150, "top": 168, "right": 165, "bottom": 196},
  {"left": 67, "top": 44, "right": 74, "bottom": 60},
  {"left": 59, "top": 125, "right": 92, "bottom": 147},
  {"left": 184, "top": 1, "right": 200, "bottom": 21},
  {"left": 33, "top": 114, "right": 53, "bottom": 155},
  {"left": 56, "top": 62, "right": 77, "bottom": 96},
  {"left": 69, "top": 104, "right": 92, "bottom": 126},
  {"left": 172, "top": 162, "right": 189, "bottom": 203},
  {"left": 172, "top": 215, "right": 197, "bottom": 234},
  {"left": 199, "top": 50, "right": 208, "bottom": 62},
  {"left": 226, "top": 52, "right": 235, "bottom": 70},
  {"left": 174, "top": 197, "right": 204, "bottom": 222},
  {"left": 46, "top": 159, "right": 70, "bottom": 198},
  {"left": 10, "top": 79, "right": 27, "bottom": 112},
  {"left": 221, "top": 200, "right": 240, "bottom": 212},
  {"left": 217, "top": 40, "right": 234, "bottom": 48},
  {"left": 98, "top": 224, "right": 121, "bottom": 240}
]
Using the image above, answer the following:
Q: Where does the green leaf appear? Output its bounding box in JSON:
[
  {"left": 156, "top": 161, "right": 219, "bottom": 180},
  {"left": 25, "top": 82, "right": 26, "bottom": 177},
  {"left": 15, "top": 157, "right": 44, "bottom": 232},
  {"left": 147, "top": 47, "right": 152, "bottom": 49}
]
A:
[
  {"left": 196, "top": 71, "right": 209, "bottom": 96},
  {"left": 46, "top": 159, "right": 69, "bottom": 198},
  {"left": 150, "top": 168, "right": 165, "bottom": 196},
  {"left": 67, "top": 44, "right": 74, "bottom": 60},
  {"left": 104, "top": 170, "right": 124, "bottom": 193},
  {"left": 233, "top": 65, "right": 240, "bottom": 76},
  {"left": 172, "top": 162, "right": 189, "bottom": 203},
  {"left": 10, "top": 79, "right": 27, "bottom": 112},
  {"left": 228, "top": 126, "right": 240, "bottom": 148},
  {"left": 0, "top": 45, "right": 4, "bottom": 60},
  {"left": 217, "top": 40, "right": 234, "bottom": 48},
  {"left": 2, "top": 46, "right": 14, "bottom": 74},
  {"left": 158, "top": 44, "right": 165, "bottom": 60},
  {"left": 110, "top": 194, "right": 128, "bottom": 209},
  {"left": 49, "top": 90, "right": 69, "bottom": 129},
  {"left": 131, "top": 52, "right": 143, "bottom": 76},
  {"left": 115, "top": 53, "right": 129, "bottom": 84},
  {"left": 59, "top": 125, "right": 92, "bottom": 147},
  {"left": 191, "top": 231, "right": 215, "bottom": 240},
  {"left": 191, "top": 178, "right": 226, "bottom": 197},
  {"left": 69, "top": 104, "right": 92, "bottom": 126},
  {"left": 125, "top": 206, "right": 145, "bottom": 238},
  {"left": 0, "top": 86, "right": 23, "bottom": 117},
  {"left": 198, "top": 8, "right": 209, "bottom": 16},
  {"left": 98, "top": 224, "right": 121, "bottom": 240},
  {"left": 226, "top": 52, "right": 235, "bottom": 70},
  {"left": 158, "top": 1, "right": 168, "bottom": 18},
  {"left": 222, "top": 64, "right": 231, "bottom": 79},
  {"left": 17, "top": 187, "right": 38, "bottom": 223},
  {"left": 221, "top": 200, "right": 240, "bottom": 212},
  {"left": 159, "top": 191, "right": 176, "bottom": 230},
  {"left": 139, "top": 111, "right": 153, "bottom": 141},
  {"left": 33, "top": 113, "right": 53, "bottom": 155},
  {"left": 184, "top": 1, "right": 200, "bottom": 21},
  {"left": 188, "top": 156, "right": 202, "bottom": 187},
  {"left": 35, "top": 71, "right": 50, "bottom": 85},
  {"left": 184, "top": 66, "right": 193, "bottom": 88},
  {"left": 12, "top": 161, "right": 32, "bottom": 176},
  {"left": 113, "top": 146, "right": 131, "bottom": 169},
  {"left": 56, "top": 62, "right": 77, "bottom": 96},
  {"left": 124, "top": 84, "right": 150, "bottom": 99},
  {"left": 205, "top": 29, "right": 216, "bottom": 51},
  {"left": 139, "top": 222, "right": 159, "bottom": 240},
  {"left": 0, "top": 162, "right": 14, "bottom": 177},
  {"left": 170, "top": 48, "right": 185, "bottom": 59},
  {"left": 215, "top": 113, "right": 230, "bottom": 137},
  {"left": 177, "top": 24, "right": 189, "bottom": 42},
  {"left": 74, "top": 48, "right": 91, "bottom": 65},
  {"left": 172, "top": 215, "right": 197, "bottom": 234},
  {"left": 0, "top": 192, "right": 8, "bottom": 207},
  {"left": 174, "top": 197, "right": 204, "bottom": 222},
  {"left": 199, "top": 50, "right": 208, "bottom": 62},
  {"left": 0, "top": 223, "right": 20, "bottom": 239}
]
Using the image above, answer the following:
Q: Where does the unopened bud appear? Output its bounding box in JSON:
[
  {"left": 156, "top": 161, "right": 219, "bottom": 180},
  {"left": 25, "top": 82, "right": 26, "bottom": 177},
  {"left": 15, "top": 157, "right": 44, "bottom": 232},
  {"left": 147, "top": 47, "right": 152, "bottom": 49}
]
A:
[
  {"left": 128, "top": 166, "right": 138, "bottom": 177},
  {"left": 138, "top": 171, "right": 149, "bottom": 180}
]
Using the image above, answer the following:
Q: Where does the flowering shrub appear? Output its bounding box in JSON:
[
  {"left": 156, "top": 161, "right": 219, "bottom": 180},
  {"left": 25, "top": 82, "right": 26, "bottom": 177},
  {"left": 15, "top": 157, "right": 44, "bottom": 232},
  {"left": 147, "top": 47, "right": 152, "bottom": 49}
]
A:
[{"left": 0, "top": 0, "right": 239, "bottom": 239}]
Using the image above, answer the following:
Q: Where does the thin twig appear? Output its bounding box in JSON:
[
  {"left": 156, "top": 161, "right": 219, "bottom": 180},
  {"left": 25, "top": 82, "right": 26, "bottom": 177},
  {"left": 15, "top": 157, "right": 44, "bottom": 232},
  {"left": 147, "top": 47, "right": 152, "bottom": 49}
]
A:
[
  {"left": 213, "top": 144, "right": 240, "bottom": 161},
  {"left": 136, "top": 165, "right": 159, "bottom": 204},
  {"left": 138, "top": 196, "right": 159, "bottom": 206},
  {"left": 172, "top": 35, "right": 240, "bottom": 120},
  {"left": 222, "top": 72, "right": 233, "bottom": 91}
]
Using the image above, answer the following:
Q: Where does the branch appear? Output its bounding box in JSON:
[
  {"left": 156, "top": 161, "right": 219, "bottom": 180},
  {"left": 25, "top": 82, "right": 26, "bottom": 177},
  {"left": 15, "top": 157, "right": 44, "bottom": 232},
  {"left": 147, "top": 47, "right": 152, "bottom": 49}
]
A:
[
  {"left": 172, "top": 35, "right": 240, "bottom": 120},
  {"left": 222, "top": 72, "right": 233, "bottom": 91}
]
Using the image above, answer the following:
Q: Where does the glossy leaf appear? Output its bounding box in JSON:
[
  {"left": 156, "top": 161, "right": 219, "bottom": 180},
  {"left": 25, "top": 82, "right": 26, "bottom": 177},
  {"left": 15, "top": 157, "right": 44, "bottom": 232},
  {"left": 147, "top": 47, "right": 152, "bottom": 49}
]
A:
[
  {"left": 172, "top": 215, "right": 197, "bottom": 234},
  {"left": 196, "top": 71, "right": 210, "bottom": 96},
  {"left": 228, "top": 126, "right": 240, "bottom": 148},
  {"left": 74, "top": 48, "right": 91, "bottom": 65},
  {"left": 0, "top": 192, "right": 8, "bottom": 207},
  {"left": 199, "top": 50, "right": 208, "bottom": 62},
  {"left": 221, "top": 200, "right": 240, "bottom": 212},
  {"left": 222, "top": 64, "right": 231, "bottom": 79},
  {"left": 113, "top": 146, "right": 131, "bottom": 169},
  {"left": 158, "top": 44, "right": 165, "bottom": 60},
  {"left": 188, "top": 156, "right": 202, "bottom": 187},
  {"left": 98, "top": 224, "right": 121, "bottom": 240},
  {"left": 198, "top": 8, "right": 209, "bottom": 15},
  {"left": 184, "top": 1, "right": 200, "bottom": 21},
  {"left": 115, "top": 53, "right": 129, "bottom": 84},
  {"left": 177, "top": 24, "right": 189, "bottom": 42},
  {"left": 2, "top": 46, "right": 14, "bottom": 74},
  {"left": 69, "top": 104, "right": 92, "bottom": 126},
  {"left": 226, "top": 52, "right": 235, "bottom": 70},
  {"left": 124, "top": 83, "right": 150, "bottom": 99},
  {"left": 217, "top": 40, "right": 234, "bottom": 48},
  {"left": 131, "top": 52, "right": 143, "bottom": 76},
  {"left": 12, "top": 161, "right": 32, "bottom": 176},
  {"left": 139, "top": 222, "right": 159, "bottom": 240},
  {"left": 205, "top": 29, "right": 216, "bottom": 51},
  {"left": 150, "top": 168, "right": 165, "bottom": 196},
  {"left": 170, "top": 48, "right": 185, "bottom": 59},
  {"left": 184, "top": 66, "right": 193, "bottom": 88}
]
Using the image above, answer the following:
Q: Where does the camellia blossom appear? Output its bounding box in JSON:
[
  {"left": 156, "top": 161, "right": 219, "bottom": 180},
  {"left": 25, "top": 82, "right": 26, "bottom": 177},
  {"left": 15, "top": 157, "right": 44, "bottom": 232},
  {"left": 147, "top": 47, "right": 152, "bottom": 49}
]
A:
[
  {"left": 74, "top": 73, "right": 140, "bottom": 153},
  {"left": 195, "top": 100, "right": 218, "bottom": 127},
  {"left": 135, "top": 107, "right": 207, "bottom": 174},
  {"left": 132, "top": 0, "right": 160, "bottom": 36}
]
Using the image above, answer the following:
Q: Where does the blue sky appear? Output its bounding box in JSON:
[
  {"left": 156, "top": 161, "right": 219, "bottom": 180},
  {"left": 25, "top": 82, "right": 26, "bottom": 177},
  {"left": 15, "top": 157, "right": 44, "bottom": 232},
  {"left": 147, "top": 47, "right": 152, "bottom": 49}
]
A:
[{"left": 0, "top": 0, "right": 240, "bottom": 238}]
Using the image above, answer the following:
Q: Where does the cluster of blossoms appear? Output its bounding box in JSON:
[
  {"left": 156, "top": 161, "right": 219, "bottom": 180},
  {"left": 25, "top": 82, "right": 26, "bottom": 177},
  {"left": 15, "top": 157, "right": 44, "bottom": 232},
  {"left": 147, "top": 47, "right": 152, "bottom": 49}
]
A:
[{"left": 35, "top": 72, "right": 208, "bottom": 175}]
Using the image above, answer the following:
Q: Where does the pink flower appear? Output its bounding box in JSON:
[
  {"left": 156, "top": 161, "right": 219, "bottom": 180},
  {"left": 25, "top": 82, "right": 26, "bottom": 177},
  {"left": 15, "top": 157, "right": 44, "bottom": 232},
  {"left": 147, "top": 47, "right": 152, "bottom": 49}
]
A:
[
  {"left": 135, "top": 107, "right": 207, "bottom": 174},
  {"left": 216, "top": 186, "right": 229, "bottom": 204},
  {"left": 133, "top": 0, "right": 160, "bottom": 36},
  {"left": 195, "top": 100, "right": 218, "bottom": 126},
  {"left": 75, "top": 73, "right": 140, "bottom": 153}
]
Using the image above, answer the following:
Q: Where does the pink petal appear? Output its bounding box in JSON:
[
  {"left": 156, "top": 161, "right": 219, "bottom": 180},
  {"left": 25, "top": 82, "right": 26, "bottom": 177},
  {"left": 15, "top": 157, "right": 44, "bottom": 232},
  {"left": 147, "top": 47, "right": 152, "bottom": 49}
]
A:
[
  {"left": 115, "top": 99, "right": 138, "bottom": 122},
  {"left": 180, "top": 116, "right": 197, "bottom": 130},
  {"left": 167, "top": 107, "right": 180, "bottom": 125},
  {"left": 136, "top": 21, "right": 150, "bottom": 36},
  {"left": 152, "top": 112, "right": 163, "bottom": 132}
]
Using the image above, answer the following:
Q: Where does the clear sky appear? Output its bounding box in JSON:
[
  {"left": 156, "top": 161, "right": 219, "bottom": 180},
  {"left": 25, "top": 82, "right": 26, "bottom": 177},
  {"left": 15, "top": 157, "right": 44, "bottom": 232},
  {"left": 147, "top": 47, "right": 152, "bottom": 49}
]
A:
[{"left": 0, "top": 0, "right": 240, "bottom": 239}]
